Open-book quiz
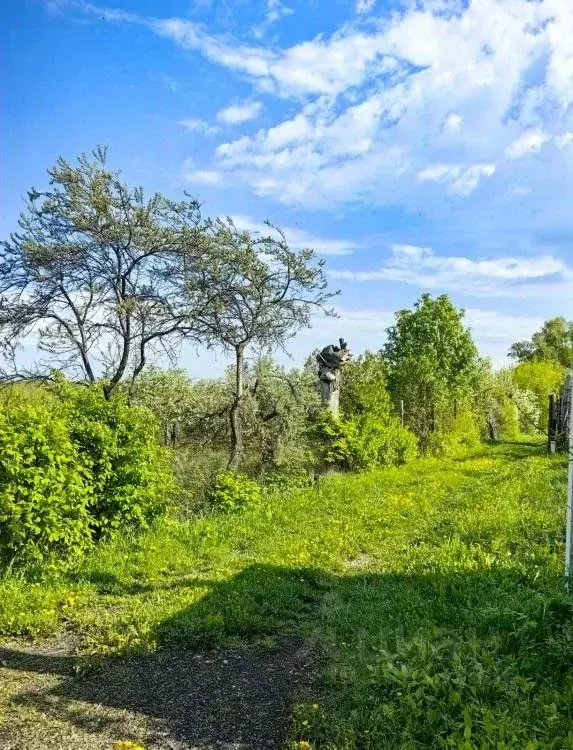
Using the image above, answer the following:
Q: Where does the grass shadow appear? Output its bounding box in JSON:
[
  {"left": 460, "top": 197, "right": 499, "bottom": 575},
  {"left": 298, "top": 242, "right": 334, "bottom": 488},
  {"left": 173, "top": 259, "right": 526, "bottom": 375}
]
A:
[{"left": 3, "top": 563, "right": 573, "bottom": 748}]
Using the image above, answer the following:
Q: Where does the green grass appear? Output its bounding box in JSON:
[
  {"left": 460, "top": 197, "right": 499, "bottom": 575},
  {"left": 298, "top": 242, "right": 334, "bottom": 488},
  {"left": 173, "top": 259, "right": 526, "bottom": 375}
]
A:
[{"left": 1, "top": 441, "right": 573, "bottom": 747}]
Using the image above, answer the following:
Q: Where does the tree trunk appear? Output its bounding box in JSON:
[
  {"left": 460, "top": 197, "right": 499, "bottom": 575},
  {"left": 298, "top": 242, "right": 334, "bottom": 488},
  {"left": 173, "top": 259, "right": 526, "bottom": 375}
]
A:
[{"left": 228, "top": 344, "right": 245, "bottom": 471}]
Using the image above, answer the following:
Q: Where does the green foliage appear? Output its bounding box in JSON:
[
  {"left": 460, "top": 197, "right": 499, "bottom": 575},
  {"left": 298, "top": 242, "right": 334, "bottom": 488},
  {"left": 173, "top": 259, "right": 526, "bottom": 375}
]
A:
[
  {"left": 513, "top": 359, "right": 566, "bottom": 427},
  {"left": 492, "top": 370, "right": 541, "bottom": 438},
  {"left": 209, "top": 472, "right": 261, "bottom": 512},
  {"left": 340, "top": 351, "right": 390, "bottom": 419},
  {"left": 0, "top": 399, "right": 92, "bottom": 566},
  {"left": 171, "top": 446, "right": 229, "bottom": 516},
  {"left": 426, "top": 410, "right": 482, "bottom": 456},
  {"left": 384, "top": 294, "right": 481, "bottom": 446},
  {"left": 242, "top": 358, "right": 321, "bottom": 472},
  {"left": 55, "top": 382, "right": 173, "bottom": 536},
  {"left": 0, "top": 381, "right": 172, "bottom": 568},
  {"left": 313, "top": 411, "right": 417, "bottom": 471},
  {"left": 126, "top": 367, "right": 198, "bottom": 445},
  {"left": 510, "top": 316, "right": 573, "bottom": 368},
  {"left": 0, "top": 148, "right": 204, "bottom": 396},
  {"left": 260, "top": 466, "right": 313, "bottom": 493}
]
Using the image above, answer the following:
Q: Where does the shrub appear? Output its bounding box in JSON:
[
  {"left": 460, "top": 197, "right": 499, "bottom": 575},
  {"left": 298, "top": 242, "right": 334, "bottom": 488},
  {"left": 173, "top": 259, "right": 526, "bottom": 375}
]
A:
[
  {"left": 55, "top": 382, "right": 173, "bottom": 537},
  {"left": 171, "top": 446, "right": 229, "bottom": 515},
  {"left": 427, "top": 411, "right": 481, "bottom": 456},
  {"left": 313, "top": 412, "right": 418, "bottom": 472},
  {"left": 0, "top": 400, "right": 92, "bottom": 566},
  {"left": 209, "top": 472, "right": 261, "bottom": 512},
  {"left": 260, "top": 466, "right": 313, "bottom": 493}
]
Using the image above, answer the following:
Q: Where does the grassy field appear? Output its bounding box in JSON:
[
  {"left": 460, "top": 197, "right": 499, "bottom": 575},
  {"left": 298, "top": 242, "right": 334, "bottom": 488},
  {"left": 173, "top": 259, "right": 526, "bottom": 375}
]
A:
[{"left": 1, "top": 441, "right": 573, "bottom": 748}]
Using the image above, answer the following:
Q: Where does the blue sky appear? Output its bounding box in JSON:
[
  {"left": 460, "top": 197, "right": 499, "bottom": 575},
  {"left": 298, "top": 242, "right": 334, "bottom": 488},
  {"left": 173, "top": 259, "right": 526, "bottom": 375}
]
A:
[{"left": 3, "top": 0, "right": 573, "bottom": 376}]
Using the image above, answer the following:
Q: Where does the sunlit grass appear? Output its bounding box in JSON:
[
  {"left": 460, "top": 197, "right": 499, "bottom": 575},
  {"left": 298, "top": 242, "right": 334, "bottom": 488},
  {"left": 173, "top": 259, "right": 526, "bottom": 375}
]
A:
[{"left": 1, "top": 440, "right": 572, "bottom": 747}]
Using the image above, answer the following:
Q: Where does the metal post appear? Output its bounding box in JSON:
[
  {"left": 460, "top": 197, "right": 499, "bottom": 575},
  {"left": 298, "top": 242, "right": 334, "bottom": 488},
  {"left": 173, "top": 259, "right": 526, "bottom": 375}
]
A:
[
  {"left": 548, "top": 394, "right": 556, "bottom": 455},
  {"left": 565, "top": 375, "right": 573, "bottom": 585}
]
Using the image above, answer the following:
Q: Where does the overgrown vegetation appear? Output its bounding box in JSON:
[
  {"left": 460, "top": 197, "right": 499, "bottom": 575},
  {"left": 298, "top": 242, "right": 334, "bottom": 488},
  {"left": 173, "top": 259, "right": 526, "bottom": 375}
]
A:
[
  {"left": 1, "top": 443, "right": 571, "bottom": 748},
  {"left": 0, "top": 382, "right": 171, "bottom": 567},
  {"left": 1, "top": 147, "right": 572, "bottom": 748}
]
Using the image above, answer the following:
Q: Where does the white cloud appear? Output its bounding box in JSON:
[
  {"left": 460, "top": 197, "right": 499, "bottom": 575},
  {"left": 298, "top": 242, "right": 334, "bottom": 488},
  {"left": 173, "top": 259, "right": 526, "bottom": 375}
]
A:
[
  {"left": 356, "top": 0, "right": 376, "bottom": 13},
  {"left": 217, "top": 100, "right": 263, "bottom": 125},
  {"left": 161, "top": 75, "right": 179, "bottom": 92},
  {"left": 295, "top": 306, "right": 546, "bottom": 369},
  {"left": 417, "top": 164, "right": 462, "bottom": 182},
  {"left": 265, "top": 0, "right": 293, "bottom": 24},
  {"left": 505, "top": 130, "right": 550, "bottom": 159},
  {"left": 443, "top": 112, "right": 462, "bottom": 132},
  {"left": 329, "top": 244, "right": 572, "bottom": 297},
  {"left": 66, "top": 1, "right": 573, "bottom": 212},
  {"left": 451, "top": 164, "right": 496, "bottom": 195},
  {"left": 230, "top": 214, "right": 357, "bottom": 255},
  {"left": 177, "top": 118, "right": 220, "bottom": 135},
  {"left": 417, "top": 163, "right": 495, "bottom": 195},
  {"left": 181, "top": 159, "right": 223, "bottom": 184},
  {"left": 556, "top": 132, "right": 573, "bottom": 148}
]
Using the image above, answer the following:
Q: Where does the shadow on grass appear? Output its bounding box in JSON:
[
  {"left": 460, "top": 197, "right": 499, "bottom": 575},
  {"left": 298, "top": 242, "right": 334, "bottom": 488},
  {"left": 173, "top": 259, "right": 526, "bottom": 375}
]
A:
[{"left": 2, "top": 563, "right": 573, "bottom": 748}]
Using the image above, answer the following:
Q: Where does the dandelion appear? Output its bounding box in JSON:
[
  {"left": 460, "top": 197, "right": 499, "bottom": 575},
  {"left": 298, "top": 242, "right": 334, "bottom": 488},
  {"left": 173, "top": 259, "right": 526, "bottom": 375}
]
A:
[{"left": 112, "top": 741, "right": 145, "bottom": 750}]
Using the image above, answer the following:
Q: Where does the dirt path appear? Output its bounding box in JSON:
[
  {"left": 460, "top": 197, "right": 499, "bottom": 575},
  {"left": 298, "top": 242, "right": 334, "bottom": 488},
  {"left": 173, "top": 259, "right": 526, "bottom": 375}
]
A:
[{"left": 0, "top": 635, "right": 318, "bottom": 749}]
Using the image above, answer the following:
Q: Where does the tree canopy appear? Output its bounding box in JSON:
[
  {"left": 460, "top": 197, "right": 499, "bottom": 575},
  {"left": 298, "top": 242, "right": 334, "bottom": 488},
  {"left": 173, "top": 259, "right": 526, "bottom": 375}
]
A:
[
  {"left": 509, "top": 317, "right": 573, "bottom": 369},
  {"left": 384, "top": 294, "right": 480, "bottom": 443},
  {"left": 0, "top": 148, "right": 205, "bottom": 397},
  {"left": 184, "top": 217, "right": 336, "bottom": 468}
]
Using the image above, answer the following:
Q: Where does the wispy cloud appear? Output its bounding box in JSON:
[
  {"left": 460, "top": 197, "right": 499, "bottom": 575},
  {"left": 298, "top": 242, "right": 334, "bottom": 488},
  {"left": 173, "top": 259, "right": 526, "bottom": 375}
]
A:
[
  {"left": 356, "top": 0, "right": 376, "bottom": 13},
  {"left": 329, "top": 244, "right": 572, "bottom": 297},
  {"left": 294, "top": 306, "right": 546, "bottom": 369},
  {"left": 505, "top": 130, "right": 550, "bottom": 159},
  {"left": 47, "top": 0, "right": 573, "bottom": 218},
  {"left": 177, "top": 118, "right": 220, "bottom": 136},
  {"left": 217, "top": 100, "right": 263, "bottom": 125},
  {"left": 181, "top": 159, "right": 223, "bottom": 185},
  {"left": 230, "top": 214, "right": 358, "bottom": 255}
]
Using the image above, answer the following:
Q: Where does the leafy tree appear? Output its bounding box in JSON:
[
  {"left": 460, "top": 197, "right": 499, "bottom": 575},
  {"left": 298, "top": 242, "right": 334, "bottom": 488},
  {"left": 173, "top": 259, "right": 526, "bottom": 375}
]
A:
[
  {"left": 512, "top": 359, "right": 566, "bottom": 428},
  {"left": 243, "top": 358, "right": 320, "bottom": 470},
  {"left": 509, "top": 317, "right": 573, "bottom": 369},
  {"left": 340, "top": 351, "right": 391, "bottom": 420},
  {"left": 184, "top": 218, "right": 336, "bottom": 469},
  {"left": 384, "top": 294, "right": 480, "bottom": 446},
  {"left": 0, "top": 148, "right": 204, "bottom": 397}
]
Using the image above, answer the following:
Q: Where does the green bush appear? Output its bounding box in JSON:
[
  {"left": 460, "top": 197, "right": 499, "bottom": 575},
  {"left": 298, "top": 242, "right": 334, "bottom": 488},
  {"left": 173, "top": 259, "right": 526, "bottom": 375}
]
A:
[
  {"left": 56, "top": 383, "right": 173, "bottom": 537},
  {"left": 260, "top": 466, "right": 312, "bottom": 493},
  {"left": 0, "top": 381, "right": 173, "bottom": 568},
  {"left": 209, "top": 472, "right": 261, "bottom": 512},
  {"left": 313, "top": 412, "right": 418, "bottom": 472},
  {"left": 427, "top": 411, "right": 482, "bottom": 456},
  {"left": 171, "top": 445, "right": 229, "bottom": 516},
  {"left": 0, "top": 401, "right": 92, "bottom": 566}
]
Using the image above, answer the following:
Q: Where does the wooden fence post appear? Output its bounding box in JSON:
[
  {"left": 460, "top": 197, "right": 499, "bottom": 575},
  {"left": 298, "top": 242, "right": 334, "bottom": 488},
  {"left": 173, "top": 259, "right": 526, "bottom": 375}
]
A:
[
  {"left": 548, "top": 394, "right": 556, "bottom": 455},
  {"left": 565, "top": 375, "right": 573, "bottom": 586}
]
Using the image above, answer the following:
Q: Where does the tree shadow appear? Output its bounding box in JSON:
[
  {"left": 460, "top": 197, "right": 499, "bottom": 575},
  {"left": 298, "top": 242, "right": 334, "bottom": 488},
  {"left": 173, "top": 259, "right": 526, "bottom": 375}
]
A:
[{"left": 2, "top": 564, "right": 573, "bottom": 749}]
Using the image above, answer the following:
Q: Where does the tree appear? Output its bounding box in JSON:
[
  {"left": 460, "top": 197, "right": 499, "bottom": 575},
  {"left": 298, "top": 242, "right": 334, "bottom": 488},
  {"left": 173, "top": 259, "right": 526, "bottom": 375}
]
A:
[
  {"left": 340, "top": 351, "right": 391, "bottom": 420},
  {"left": 509, "top": 317, "right": 573, "bottom": 369},
  {"left": 0, "top": 148, "right": 204, "bottom": 397},
  {"left": 512, "top": 359, "right": 566, "bottom": 429},
  {"left": 184, "top": 218, "right": 336, "bottom": 469},
  {"left": 244, "top": 358, "right": 321, "bottom": 469},
  {"left": 384, "top": 294, "right": 480, "bottom": 445}
]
